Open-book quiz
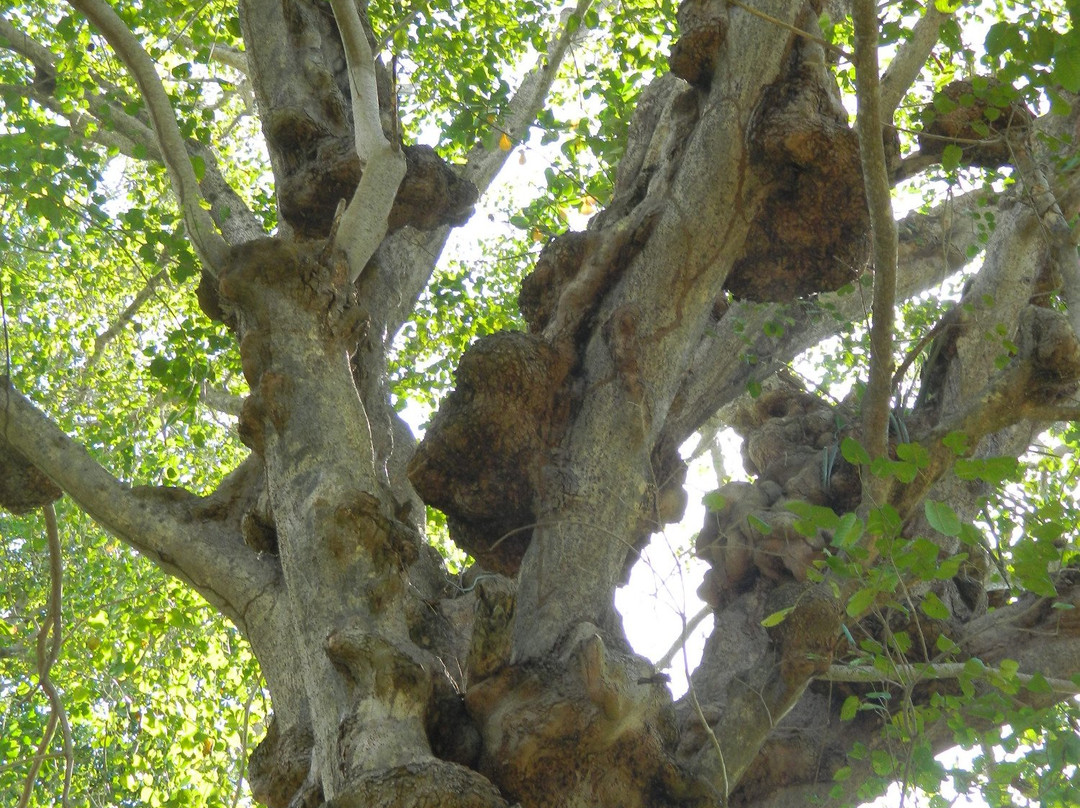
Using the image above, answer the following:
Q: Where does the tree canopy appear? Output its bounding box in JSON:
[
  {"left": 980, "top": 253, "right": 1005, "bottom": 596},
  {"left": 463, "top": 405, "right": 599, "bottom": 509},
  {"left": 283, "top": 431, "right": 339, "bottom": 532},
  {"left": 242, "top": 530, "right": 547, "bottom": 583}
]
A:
[{"left": 1, "top": 0, "right": 1079, "bottom": 807}]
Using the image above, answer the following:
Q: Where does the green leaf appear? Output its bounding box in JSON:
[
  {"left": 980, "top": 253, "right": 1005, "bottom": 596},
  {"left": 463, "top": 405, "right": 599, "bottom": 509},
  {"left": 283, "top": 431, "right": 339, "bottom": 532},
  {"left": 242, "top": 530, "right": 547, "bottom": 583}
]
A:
[
  {"left": 985, "top": 22, "right": 1022, "bottom": 57},
  {"left": 761, "top": 607, "right": 794, "bottom": 627},
  {"left": 895, "top": 442, "right": 929, "bottom": 468},
  {"left": 703, "top": 491, "right": 727, "bottom": 511},
  {"left": 924, "top": 500, "right": 961, "bottom": 536},
  {"left": 942, "top": 143, "right": 964, "bottom": 171},
  {"left": 840, "top": 695, "right": 860, "bottom": 721},
  {"left": 747, "top": 513, "right": 772, "bottom": 534},
  {"left": 867, "top": 504, "right": 901, "bottom": 537},
  {"left": 1024, "top": 672, "right": 1052, "bottom": 694},
  {"left": 1053, "top": 45, "right": 1080, "bottom": 93},
  {"left": 786, "top": 500, "right": 840, "bottom": 528},
  {"left": 919, "top": 592, "right": 950, "bottom": 620},
  {"left": 935, "top": 633, "right": 960, "bottom": 655},
  {"left": 841, "top": 436, "right": 870, "bottom": 465},
  {"left": 847, "top": 587, "right": 877, "bottom": 618},
  {"left": 833, "top": 512, "right": 864, "bottom": 548}
]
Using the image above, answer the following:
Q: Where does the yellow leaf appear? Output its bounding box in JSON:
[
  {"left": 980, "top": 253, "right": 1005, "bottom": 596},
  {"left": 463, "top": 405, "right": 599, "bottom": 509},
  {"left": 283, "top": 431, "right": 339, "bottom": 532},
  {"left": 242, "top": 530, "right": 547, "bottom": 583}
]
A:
[
  {"left": 580, "top": 195, "right": 597, "bottom": 215},
  {"left": 498, "top": 133, "right": 512, "bottom": 151},
  {"left": 531, "top": 228, "right": 544, "bottom": 242}
]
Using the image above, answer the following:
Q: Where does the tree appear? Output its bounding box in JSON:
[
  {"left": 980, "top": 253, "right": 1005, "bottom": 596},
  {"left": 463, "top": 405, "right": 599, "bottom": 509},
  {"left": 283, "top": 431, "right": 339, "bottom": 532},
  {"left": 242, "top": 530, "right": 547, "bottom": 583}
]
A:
[{"left": 1, "top": 0, "right": 1079, "bottom": 805}]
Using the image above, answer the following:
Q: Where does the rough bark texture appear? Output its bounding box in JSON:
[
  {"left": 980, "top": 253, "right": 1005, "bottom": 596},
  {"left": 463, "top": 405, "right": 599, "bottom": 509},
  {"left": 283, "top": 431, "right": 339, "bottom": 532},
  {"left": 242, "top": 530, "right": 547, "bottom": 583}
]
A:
[{"left": 4, "top": 1, "right": 1080, "bottom": 808}]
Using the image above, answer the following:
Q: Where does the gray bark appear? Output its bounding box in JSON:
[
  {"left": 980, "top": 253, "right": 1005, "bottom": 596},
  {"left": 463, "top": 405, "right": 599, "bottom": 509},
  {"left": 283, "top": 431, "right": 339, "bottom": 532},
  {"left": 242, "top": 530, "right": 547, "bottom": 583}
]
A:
[{"left": 3, "top": 2, "right": 1079, "bottom": 807}]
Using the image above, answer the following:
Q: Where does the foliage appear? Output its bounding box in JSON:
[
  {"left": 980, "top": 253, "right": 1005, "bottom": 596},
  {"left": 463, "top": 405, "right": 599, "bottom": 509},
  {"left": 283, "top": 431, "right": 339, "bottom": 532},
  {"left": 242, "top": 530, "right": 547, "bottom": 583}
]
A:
[{"left": 1, "top": 0, "right": 1078, "bottom": 805}]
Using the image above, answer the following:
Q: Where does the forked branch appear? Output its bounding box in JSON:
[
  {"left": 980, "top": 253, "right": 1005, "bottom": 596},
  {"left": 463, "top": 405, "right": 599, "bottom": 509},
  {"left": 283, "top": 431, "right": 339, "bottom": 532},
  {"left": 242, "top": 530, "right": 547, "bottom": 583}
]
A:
[
  {"left": 328, "top": 0, "right": 407, "bottom": 280},
  {"left": 0, "top": 379, "right": 278, "bottom": 628}
]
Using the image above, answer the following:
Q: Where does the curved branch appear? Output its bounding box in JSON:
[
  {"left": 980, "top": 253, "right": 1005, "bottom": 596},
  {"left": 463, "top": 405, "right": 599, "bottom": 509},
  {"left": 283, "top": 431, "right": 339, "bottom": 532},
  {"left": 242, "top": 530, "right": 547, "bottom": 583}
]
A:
[
  {"left": 661, "top": 189, "right": 987, "bottom": 455},
  {"left": 66, "top": 0, "right": 228, "bottom": 272},
  {"left": 0, "top": 378, "right": 279, "bottom": 631},
  {"left": 369, "top": 0, "right": 601, "bottom": 345},
  {"left": 18, "top": 504, "right": 73, "bottom": 808}
]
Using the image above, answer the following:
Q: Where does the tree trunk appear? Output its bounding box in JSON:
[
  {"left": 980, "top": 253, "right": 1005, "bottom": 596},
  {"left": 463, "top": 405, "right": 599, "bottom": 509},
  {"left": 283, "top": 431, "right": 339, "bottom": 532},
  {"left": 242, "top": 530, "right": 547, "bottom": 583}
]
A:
[{"left": 2, "top": 1, "right": 1079, "bottom": 807}]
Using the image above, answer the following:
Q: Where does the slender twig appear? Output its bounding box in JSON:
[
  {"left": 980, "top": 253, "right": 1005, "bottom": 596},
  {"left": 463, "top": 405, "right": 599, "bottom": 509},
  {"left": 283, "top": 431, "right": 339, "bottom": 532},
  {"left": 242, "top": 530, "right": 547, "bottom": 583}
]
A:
[
  {"left": 230, "top": 683, "right": 262, "bottom": 808},
  {"left": 376, "top": 0, "right": 425, "bottom": 52},
  {"left": 727, "top": 0, "right": 852, "bottom": 61},
  {"left": 90, "top": 266, "right": 169, "bottom": 367},
  {"left": 656, "top": 605, "right": 712, "bottom": 672},
  {"left": 464, "top": 0, "right": 596, "bottom": 191},
  {"left": 821, "top": 662, "right": 1080, "bottom": 695}
]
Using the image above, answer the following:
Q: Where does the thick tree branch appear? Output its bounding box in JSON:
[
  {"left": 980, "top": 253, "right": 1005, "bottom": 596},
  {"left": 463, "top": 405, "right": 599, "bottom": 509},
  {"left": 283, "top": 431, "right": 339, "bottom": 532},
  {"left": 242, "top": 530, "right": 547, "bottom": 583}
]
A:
[
  {"left": 0, "top": 379, "right": 279, "bottom": 631},
  {"left": 662, "top": 189, "right": 986, "bottom": 455},
  {"left": 328, "top": 0, "right": 407, "bottom": 280},
  {"left": 66, "top": 0, "right": 229, "bottom": 272},
  {"left": 853, "top": 0, "right": 898, "bottom": 500},
  {"left": 1012, "top": 142, "right": 1080, "bottom": 337},
  {"left": 879, "top": 3, "right": 945, "bottom": 117},
  {"left": 367, "top": 1, "right": 596, "bottom": 347}
]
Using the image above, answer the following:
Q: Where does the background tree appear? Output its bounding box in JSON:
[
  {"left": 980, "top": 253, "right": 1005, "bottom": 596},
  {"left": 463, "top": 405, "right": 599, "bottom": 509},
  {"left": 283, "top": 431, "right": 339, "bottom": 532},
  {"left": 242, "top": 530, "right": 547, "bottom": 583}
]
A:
[{"left": 1, "top": 0, "right": 1079, "bottom": 807}]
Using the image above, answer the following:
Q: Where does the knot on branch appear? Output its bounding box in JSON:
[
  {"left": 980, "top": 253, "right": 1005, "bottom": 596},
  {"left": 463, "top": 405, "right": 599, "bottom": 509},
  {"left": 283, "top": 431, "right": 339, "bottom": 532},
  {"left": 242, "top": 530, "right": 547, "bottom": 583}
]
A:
[
  {"left": 1017, "top": 305, "right": 1080, "bottom": 400},
  {"left": 669, "top": 0, "right": 728, "bottom": 86},
  {"left": 764, "top": 583, "right": 842, "bottom": 685},
  {"left": 918, "top": 78, "right": 1034, "bottom": 169},
  {"left": 464, "top": 624, "right": 682, "bottom": 807},
  {"left": 248, "top": 716, "right": 315, "bottom": 808},
  {"left": 0, "top": 440, "right": 61, "bottom": 515},
  {"left": 726, "top": 41, "right": 871, "bottom": 301},
  {"left": 466, "top": 574, "right": 517, "bottom": 683},
  {"left": 277, "top": 137, "right": 478, "bottom": 239},
  {"left": 319, "top": 494, "right": 418, "bottom": 609},
  {"left": 408, "top": 332, "right": 574, "bottom": 574},
  {"left": 519, "top": 202, "right": 661, "bottom": 344},
  {"left": 326, "top": 621, "right": 431, "bottom": 702},
  {"left": 519, "top": 231, "right": 596, "bottom": 333},
  {"left": 697, "top": 386, "right": 858, "bottom": 607}
]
